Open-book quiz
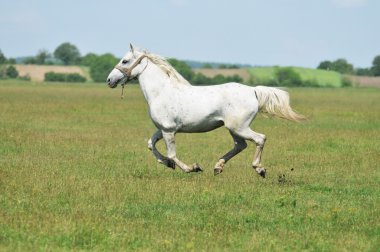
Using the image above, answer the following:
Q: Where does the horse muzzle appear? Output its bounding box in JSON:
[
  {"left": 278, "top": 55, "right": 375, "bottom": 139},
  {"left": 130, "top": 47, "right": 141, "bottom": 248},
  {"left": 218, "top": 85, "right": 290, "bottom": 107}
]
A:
[
  {"left": 107, "top": 69, "right": 126, "bottom": 88},
  {"left": 107, "top": 78, "right": 119, "bottom": 88}
]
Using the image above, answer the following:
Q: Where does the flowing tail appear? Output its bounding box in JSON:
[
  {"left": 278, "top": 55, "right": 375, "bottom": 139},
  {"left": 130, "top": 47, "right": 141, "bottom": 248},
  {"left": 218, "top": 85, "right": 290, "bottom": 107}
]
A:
[{"left": 253, "top": 86, "right": 306, "bottom": 122}]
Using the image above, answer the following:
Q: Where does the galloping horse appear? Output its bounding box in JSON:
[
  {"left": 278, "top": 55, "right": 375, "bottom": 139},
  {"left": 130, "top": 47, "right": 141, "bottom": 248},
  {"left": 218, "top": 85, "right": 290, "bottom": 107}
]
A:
[{"left": 107, "top": 44, "right": 304, "bottom": 177}]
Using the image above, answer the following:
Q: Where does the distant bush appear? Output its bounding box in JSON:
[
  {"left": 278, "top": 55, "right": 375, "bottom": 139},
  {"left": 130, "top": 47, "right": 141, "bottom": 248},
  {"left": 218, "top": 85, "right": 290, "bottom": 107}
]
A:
[
  {"left": 44, "top": 72, "right": 86, "bottom": 83},
  {"left": 341, "top": 76, "right": 353, "bottom": 87},
  {"left": 45, "top": 72, "right": 65, "bottom": 82},
  {"left": 191, "top": 73, "right": 243, "bottom": 85},
  {"left": 89, "top": 54, "right": 118, "bottom": 83},
  {"left": 168, "top": 58, "right": 243, "bottom": 85},
  {"left": 6, "top": 65, "right": 19, "bottom": 78},
  {"left": 218, "top": 64, "right": 240, "bottom": 69},
  {"left": 192, "top": 72, "right": 210, "bottom": 84},
  {"left": 355, "top": 67, "right": 373, "bottom": 76},
  {"left": 0, "top": 65, "right": 5, "bottom": 79},
  {"left": 302, "top": 78, "right": 320, "bottom": 88},
  {"left": 167, "top": 58, "right": 194, "bottom": 81},
  {"left": 66, "top": 73, "right": 87, "bottom": 82},
  {"left": 201, "top": 63, "right": 213, "bottom": 69},
  {"left": 275, "top": 67, "right": 303, "bottom": 87}
]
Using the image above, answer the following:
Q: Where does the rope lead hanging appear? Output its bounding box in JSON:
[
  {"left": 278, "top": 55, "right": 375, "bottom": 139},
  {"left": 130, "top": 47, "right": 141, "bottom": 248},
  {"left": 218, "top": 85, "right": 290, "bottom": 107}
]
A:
[{"left": 121, "top": 84, "right": 125, "bottom": 99}]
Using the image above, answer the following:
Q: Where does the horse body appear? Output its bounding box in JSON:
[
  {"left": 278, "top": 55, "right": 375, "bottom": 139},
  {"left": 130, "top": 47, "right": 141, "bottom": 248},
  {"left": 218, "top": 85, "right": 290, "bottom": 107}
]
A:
[
  {"left": 148, "top": 83, "right": 258, "bottom": 133},
  {"left": 107, "top": 45, "right": 305, "bottom": 176}
]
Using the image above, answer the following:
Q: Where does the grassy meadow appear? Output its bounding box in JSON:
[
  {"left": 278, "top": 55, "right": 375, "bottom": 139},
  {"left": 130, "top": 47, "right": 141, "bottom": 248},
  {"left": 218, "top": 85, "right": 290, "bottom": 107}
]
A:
[
  {"left": 0, "top": 80, "right": 379, "bottom": 251},
  {"left": 249, "top": 67, "right": 343, "bottom": 87}
]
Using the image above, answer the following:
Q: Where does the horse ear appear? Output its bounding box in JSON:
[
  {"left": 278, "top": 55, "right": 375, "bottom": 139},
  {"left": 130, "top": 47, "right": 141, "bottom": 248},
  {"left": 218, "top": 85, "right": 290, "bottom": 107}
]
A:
[{"left": 129, "top": 43, "right": 135, "bottom": 54}]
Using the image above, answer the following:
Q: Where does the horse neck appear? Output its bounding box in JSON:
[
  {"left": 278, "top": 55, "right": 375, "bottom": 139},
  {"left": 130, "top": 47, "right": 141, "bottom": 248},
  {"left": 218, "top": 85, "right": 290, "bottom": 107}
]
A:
[{"left": 138, "top": 61, "right": 181, "bottom": 104}]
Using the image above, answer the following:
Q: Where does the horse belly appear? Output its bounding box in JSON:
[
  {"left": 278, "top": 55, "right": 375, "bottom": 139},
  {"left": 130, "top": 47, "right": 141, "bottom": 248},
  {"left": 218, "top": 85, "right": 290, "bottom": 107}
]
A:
[{"left": 178, "top": 118, "right": 224, "bottom": 133}]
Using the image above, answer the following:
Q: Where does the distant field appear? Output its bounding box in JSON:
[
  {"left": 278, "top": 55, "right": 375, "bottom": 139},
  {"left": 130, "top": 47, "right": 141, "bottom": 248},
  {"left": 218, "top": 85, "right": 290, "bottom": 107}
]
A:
[
  {"left": 196, "top": 66, "right": 343, "bottom": 87},
  {"left": 0, "top": 80, "right": 379, "bottom": 251},
  {"left": 348, "top": 75, "right": 380, "bottom": 88},
  {"left": 249, "top": 67, "right": 343, "bottom": 87},
  {"left": 15, "top": 65, "right": 91, "bottom": 82}
]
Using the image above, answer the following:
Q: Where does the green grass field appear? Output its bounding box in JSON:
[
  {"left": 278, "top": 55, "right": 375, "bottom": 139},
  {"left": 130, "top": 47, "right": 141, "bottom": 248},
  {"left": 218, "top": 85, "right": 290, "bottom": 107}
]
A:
[
  {"left": 1, "top": 80, "right": 379, "bottom": 251},
  {"left": 249, "top": 67, "right": 343, "bottom": 87}
]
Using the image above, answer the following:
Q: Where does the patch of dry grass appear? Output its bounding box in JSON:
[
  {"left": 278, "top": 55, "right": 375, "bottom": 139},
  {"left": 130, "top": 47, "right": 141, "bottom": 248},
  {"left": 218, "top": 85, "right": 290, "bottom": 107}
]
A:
[{"left": 14, "top": 65, "right": 90, "bottom": 82}]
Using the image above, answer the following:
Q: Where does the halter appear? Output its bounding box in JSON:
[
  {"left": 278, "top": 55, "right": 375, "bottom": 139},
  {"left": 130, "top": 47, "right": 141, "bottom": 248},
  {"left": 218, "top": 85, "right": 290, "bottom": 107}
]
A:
[{"left": 114, "top": 55, "right": 147, "bottom": 99}]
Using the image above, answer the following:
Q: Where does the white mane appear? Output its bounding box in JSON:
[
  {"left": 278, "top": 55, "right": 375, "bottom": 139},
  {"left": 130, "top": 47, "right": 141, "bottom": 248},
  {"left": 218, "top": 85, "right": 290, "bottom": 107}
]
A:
[{"left": 141, "top": 51, "right": 191, "bottom": 86}]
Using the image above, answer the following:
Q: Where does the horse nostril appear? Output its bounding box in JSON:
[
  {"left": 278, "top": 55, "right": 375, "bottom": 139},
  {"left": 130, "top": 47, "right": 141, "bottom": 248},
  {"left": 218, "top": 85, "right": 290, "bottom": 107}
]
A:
[{"left": 107, "top": 78, "right": 111, "bottom": 83}]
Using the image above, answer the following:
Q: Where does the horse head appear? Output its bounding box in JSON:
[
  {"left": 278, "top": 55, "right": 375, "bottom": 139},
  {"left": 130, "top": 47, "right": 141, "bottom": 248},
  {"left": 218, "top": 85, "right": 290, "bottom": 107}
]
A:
[{"left": 107, "top": 44, "right": 147, "bottom": 88}]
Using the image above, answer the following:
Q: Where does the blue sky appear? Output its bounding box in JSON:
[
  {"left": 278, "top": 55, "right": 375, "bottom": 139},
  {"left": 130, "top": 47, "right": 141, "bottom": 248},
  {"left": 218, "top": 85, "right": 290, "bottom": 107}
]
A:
[{"left": 0, "top": 0, "right": 378, "bottom": 68}]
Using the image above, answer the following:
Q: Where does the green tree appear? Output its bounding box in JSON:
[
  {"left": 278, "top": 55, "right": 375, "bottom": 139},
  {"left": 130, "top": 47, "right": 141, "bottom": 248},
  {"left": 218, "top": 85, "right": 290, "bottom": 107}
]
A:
[
  {"left": 225, "top": 74, "right": 243, "bottom": 83},
  {"left": 6, "top": 65, "right": 19, "bottom": 78},
  {"left": 212, "top": 74, "right": 226, "bottom": 84},
  {"left": 0, "top": 50, "right": 6, "bottom": 64},
  {"left": 332, "top": 58, "right": 353, "bottom": 74},
  {"left": 35, "top": 49, "right": 51, "bottom": 65},
  {"left": 167, "top": 58, "right": 194, "bottom": 81},
  {"left": 228, "top": 64, "right": 240, "bottom": 69},
  {"left": 81, "top": 53, "right": 98, "bottom": 66},
  {"left": 355, "top": 68, "right": 373, "bottom": 76},
  {"left": 23, "top": 57, "right": 37, "bottom": 64},
  {"left": 7, "top": 58, "right": 16, "bottom": 64},
  {"left": 54, "top": 42, "right": 81, "bottom": 65},
  {"left": 201, "top": 63, "right": 213, "bottom": 69},
  {"left": 89, "top": 53, "right": 118, "bottom": 82},
  {"left": 275, "top": 67, "right": 303, "bottom": 87},
  {"left": 317, "top": 60, "right": 333, "bottom": 70},
  {"left": 371, "top": 55, "right": 380, "bottom": 76}
]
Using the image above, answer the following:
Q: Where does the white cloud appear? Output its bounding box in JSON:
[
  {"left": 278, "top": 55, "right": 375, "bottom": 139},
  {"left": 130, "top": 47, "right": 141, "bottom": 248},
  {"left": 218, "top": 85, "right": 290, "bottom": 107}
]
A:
[{"left": 332, "top": 0, "right": 368, "bottom": 8}]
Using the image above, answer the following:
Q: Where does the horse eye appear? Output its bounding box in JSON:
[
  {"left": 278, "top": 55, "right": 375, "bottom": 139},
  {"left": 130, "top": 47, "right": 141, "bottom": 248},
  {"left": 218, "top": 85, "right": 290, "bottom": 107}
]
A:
[{"left": 122, "top": 60, "right": 129, "bottom": 64}]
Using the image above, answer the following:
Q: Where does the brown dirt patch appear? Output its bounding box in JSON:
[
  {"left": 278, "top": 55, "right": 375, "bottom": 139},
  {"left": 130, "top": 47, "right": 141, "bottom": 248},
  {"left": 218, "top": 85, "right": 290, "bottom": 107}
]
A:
[
  {"left": 15, "top": 65, "right": 88, "bottom": 82},
  {"left": 347, "top": 75, "right": 380, "bottom": 88}
]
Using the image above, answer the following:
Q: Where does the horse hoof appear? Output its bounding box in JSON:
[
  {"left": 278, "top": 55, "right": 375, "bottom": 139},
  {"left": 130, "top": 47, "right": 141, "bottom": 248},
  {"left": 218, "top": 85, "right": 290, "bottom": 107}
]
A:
[
  {"left": 192, "top": 163, "right": 203, "bottom": 172},
  {"left": 214, "top": 168, "right": 223, "bottom": 176},
  {"left": 255, "top": 167, "right": 266, "bottom": 178}
]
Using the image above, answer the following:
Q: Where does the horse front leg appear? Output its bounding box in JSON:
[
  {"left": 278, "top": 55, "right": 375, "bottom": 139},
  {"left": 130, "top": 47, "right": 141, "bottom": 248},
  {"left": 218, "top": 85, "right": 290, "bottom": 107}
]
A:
[
  {"left": 162, "top": 131, "right": 203, "bottom": 173},
  {"left": 148, "top": 130, "right": 175, "bottom": 169}
]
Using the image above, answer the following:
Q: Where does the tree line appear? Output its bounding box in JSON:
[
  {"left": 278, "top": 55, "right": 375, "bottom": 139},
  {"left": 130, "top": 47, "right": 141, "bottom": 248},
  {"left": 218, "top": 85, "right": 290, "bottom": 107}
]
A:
[
  {"left": 2, "top": 42, "right": 379, "bottom": 84},
  {"left": 0, "top": 43, "right": 243, "bottom": 84},
  {"left": 317, "top": 56, "right": 380, "bottom": 76}
]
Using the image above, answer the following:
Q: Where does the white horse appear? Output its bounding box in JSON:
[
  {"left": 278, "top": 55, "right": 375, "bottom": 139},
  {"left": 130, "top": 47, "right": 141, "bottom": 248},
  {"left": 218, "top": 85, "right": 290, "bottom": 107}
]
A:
[{"left": 107, "top": 44, "right": 304, "bottom": 177}]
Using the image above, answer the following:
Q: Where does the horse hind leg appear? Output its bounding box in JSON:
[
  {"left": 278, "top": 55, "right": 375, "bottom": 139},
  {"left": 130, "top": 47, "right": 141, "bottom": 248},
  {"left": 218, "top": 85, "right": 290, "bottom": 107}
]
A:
[
  {"left": 214, "top": 131, "right": 247, "bottom": 175},
  {"left": 148, "top": 130, "right": 175, "bottom": 169},
  {"left": 233, "top": 128, "right": 267, "bottom": 178}
]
